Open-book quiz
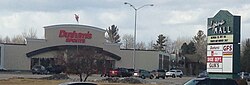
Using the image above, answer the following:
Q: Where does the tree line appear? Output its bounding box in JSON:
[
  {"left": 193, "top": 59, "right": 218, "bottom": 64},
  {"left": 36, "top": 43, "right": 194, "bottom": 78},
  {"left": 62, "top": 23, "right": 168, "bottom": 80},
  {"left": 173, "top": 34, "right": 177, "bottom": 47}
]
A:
[
  {"left": 1, "top": 24, "right": 250, "bottom": 81},
  {"left": 105, "top": 24, "right": 250, "bottom": 74},
  {"left": 0, "top": 28, "right": 37, "bottom": 44}
]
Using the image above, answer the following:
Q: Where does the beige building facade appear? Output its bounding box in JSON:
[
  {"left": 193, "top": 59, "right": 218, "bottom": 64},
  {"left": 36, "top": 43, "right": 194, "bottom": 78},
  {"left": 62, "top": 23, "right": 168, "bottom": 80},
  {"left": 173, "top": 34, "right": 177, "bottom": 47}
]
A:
[{"left": 0, "top": 24, "right": 169, "bottom": 71}]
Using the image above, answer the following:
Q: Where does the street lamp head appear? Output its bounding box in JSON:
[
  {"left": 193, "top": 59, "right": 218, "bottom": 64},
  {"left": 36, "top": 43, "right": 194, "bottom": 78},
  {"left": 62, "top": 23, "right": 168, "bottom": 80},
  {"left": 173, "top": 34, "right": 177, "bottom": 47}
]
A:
[
  {"left": 150, "top": 4, "right": 154, "bottom": 6},
  {"left": 124, "top": 2, "right": 128, "bottom": 4}
]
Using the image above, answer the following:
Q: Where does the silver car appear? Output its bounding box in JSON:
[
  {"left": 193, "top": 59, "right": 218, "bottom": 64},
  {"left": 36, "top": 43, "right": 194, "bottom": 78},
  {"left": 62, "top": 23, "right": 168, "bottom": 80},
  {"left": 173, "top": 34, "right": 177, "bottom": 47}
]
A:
[{"left": 133, "top": 69, "right": 154, "bottom": 79}]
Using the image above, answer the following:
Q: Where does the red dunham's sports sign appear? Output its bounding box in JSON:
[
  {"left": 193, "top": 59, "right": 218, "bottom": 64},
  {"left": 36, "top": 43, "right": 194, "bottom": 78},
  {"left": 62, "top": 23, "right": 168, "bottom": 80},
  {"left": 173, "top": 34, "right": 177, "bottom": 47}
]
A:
[{"left": 59, "top": 30, "right": 92, "bottom": 43}]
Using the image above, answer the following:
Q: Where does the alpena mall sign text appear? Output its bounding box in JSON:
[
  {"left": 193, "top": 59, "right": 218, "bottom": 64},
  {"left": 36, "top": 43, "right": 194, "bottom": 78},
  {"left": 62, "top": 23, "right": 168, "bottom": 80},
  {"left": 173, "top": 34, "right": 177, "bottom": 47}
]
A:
[{"left": 58, "top": 30, "right": 92, "bottom": 43}]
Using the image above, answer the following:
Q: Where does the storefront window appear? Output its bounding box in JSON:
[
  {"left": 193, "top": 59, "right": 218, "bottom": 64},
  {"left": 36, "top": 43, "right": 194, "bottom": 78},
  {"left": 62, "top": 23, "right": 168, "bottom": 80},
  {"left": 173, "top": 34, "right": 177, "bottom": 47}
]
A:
[
  {"left": 31, "top": 58, "right": 55, "bottom": 69},
  {"left": 159, "top": 54, "right": 163, "bottom": 69},
  {"left": 163, "top": 55, "right": 170, "bottom": 70},
  {"left": 159, "top": 54, "right": 170, "bottom": 70},
  {"left": 31, "top": 58, "right": 39, "bottom": 68}
]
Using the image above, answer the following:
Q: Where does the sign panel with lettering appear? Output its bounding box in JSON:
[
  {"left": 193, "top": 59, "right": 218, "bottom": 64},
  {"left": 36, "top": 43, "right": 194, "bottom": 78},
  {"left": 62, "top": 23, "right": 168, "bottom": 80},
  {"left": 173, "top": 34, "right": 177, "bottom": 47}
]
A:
[
  {"left": 207, "top": 45, "right": 223, "bottom": 51},
  {"left": 207, "top": 10, "right": 240, "bottom": 78},
  {"left": 58, "top": 30, "right": 92, "bottom": 43},
  {"left": 207, "top": 63, "right": 223, "bottom": 69},
  {"left": 207, "top": 35, "right": 233, "bottom": 43},
  {"left": 207, "top": 50, "right": 223, "bottom": 56},
  {"left": 207, "top": 56, "right": 222, "bottom": 63},
  {"left": 223, "top": 44, "right": 233, "bottom": 57},
  {"left": 207, "top": 44, "right": 233, "bottom": 73}
]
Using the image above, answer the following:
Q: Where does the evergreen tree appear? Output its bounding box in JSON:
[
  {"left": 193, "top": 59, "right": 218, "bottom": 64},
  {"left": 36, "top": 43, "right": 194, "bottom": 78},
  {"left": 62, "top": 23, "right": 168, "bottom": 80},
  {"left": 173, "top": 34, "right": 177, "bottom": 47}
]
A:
[
  {"left": 105, "top": 25, "right": 121, "bottom": 43},
  {"left": 187, "top": 41, "right": 196, "bottom": 54},
  {"left": 153, "top": 34, "right": 167, "bottom": 52},
  {"left": 181, "top": 42, "right": 189, "bottom": 54}
]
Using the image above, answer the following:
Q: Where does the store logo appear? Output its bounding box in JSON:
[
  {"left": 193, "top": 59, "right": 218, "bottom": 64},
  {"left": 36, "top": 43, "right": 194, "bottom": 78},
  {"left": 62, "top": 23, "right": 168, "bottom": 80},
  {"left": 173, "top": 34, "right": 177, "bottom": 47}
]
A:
[
  {"left": 59, "top": 30, "right": 92, "bottom": 43},
  {"left": 208, "top": 20, "right": 232, "bottom": 34},
  {"left": 210, "top": 46, "right": 220, "bottom": 50}
]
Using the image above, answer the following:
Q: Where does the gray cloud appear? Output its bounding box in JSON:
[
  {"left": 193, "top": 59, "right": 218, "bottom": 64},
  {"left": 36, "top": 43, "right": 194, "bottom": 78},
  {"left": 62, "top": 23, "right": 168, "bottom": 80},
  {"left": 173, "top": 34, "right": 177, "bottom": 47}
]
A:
[
  {"left": 0, "top": 0, "right": 250, "bottom": 42},
  {"left": 0, "top": 0, "right": 123, "bottom": 12}
]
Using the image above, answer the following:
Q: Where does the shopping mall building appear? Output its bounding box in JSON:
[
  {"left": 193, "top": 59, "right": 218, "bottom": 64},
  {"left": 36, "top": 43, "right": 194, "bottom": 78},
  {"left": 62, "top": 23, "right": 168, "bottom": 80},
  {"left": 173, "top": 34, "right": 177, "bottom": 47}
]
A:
[{"left": 0, "top": 24, "right": 169, "bottom": 71}]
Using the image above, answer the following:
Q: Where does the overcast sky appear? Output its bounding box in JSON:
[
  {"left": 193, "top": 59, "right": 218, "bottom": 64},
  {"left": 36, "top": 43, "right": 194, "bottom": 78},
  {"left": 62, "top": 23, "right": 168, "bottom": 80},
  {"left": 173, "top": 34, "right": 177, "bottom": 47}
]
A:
[{"left": 0, "top": 0, "right": 250, "bottom": 43}]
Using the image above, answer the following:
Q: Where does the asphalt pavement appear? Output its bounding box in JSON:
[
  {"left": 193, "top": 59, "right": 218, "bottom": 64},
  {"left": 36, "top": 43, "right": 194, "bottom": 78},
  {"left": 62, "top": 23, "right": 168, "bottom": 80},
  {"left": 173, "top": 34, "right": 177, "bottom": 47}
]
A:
[{"left": 0, "top": 71, "right": 249, "bottom": 85}]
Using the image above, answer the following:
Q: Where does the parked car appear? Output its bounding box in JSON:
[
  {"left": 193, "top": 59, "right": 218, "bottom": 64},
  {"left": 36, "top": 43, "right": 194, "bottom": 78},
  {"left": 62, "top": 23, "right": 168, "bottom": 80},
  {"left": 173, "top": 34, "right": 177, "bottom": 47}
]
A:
[
  {"left": 238, "top": 72, "right": 250, "bottom": 81},
  {"left": 109, "top": 68, "right": 132, "bottom": 77},
  {"left": 166, "top": 69, "right": 183, "bottom": 78},
  {"left": 59, "top": 82, "right": 97, "bottom": 85},
  {"left": 184, "top": 77, "right": 238, "bottom": 85},
  {"left": 197, "top": 70, "right": 208, "bottom": 78},
  {"left": 46, "top": 65, "right": 65, "bottom": 74},
  {"left": 31, "top": 65, "right": 49, "bottom": 74},
  {"left": 151, "top": 69, "right": 166, "bottom": 79},
  {"left": 127, "top": 68, "right": 135, "bottom": 76},
  {"left": 101, "top": 68, "right": 112, "bottom": 77},
  {"left": 133, "top": 69, "right": 154, "bottom": 79}
]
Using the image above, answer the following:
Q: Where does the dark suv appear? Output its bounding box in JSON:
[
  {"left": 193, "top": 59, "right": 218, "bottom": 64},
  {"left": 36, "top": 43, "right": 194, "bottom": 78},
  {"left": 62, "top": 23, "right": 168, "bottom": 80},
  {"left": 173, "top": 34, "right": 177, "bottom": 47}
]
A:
[
  {"left": 151, "top": 69, "right": 166, "bottom": 79},
  {"left": 109, "top": 68, "right": 132, "bottom": 77},
  {"left": 46, "top": 65, "right": 65, "bottom": 74},
  {"left": 184, "top": 78, "right": 238, "bottom": 85}
]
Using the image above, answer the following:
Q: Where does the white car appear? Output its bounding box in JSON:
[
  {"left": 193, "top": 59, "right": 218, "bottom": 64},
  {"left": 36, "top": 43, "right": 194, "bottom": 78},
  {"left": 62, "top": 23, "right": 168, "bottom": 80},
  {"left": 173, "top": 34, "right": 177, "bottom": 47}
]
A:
[{"left": 165, "top": 70, "right": 183, "bottom": 78}]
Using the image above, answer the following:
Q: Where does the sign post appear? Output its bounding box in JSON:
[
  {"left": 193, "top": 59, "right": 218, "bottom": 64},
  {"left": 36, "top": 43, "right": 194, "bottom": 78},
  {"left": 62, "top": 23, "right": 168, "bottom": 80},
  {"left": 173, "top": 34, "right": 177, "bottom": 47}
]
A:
[{"left": 207, "top": 10, "right": 240, "bottom": 79}]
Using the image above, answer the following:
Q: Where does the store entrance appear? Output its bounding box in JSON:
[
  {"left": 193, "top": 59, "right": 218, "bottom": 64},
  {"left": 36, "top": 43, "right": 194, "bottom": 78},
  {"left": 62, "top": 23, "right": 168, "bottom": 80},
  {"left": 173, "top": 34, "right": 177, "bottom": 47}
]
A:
[
  {"left": 31, "top": 58, "right": 55, "bottom": 69},
  {"left": 27, "top": 45, "right": 120, "bottom": 74},
  {"left": 31, "top": 57, "right": 116, "bottom": 74}
]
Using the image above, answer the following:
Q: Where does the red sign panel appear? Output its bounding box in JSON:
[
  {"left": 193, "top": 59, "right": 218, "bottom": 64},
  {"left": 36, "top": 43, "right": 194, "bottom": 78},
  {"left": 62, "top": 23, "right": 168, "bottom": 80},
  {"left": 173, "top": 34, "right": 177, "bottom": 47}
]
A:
[
  {"left": 223, "top": 44, "right": 233, "bottom": 52},
  {"left": 207, "top": 56, "right": 222, "bottom": 63},
  {"left": 59, "top": 30, "right": 92, "bottom": 43}
]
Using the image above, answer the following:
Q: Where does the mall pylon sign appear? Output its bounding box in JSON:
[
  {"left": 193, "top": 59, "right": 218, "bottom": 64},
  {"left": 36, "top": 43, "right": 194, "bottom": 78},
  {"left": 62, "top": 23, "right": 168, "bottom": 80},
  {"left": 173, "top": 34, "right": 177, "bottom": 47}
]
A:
[{"left": 207, "top": 10, "right": 240, "bottom": 78}]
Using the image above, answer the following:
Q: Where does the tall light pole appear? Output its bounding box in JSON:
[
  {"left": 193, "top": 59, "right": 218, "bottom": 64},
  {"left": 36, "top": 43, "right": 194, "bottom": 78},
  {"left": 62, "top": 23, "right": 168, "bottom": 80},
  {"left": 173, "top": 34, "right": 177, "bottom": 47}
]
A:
[{"left": 124, "top": 2, "right": 153, "bottom": 69}]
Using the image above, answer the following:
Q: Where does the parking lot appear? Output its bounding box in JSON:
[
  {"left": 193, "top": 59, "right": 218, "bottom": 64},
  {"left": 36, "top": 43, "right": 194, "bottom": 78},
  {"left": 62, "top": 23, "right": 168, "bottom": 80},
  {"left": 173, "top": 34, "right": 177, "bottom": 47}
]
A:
[
  {"left": 0, "top": 71, "right": 249, "bottom": 85},
  {"left": 0, "top": 71, "right": 192, "bottom": 85}
]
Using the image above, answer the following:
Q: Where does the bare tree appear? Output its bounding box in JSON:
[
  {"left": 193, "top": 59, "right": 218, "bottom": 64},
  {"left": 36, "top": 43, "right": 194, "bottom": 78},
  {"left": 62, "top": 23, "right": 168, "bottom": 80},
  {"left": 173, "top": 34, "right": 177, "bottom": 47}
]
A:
[
  {"left": 192, "top": 30, "right": 207, "bottom": 64},
  {"left": 55, "top": 47, "right": 106, "bottom": 82},
  {"left": 136, "top": 41, "right": 146, "bottom": 50},
  {"left": 172, "top": 37, "right": 191, "bottom": 52},
  {"left": 12, "top": 35, "right": 25, "bottom": 44},
  {"left": 22, "top": 28, "right": 37, "bottom": 39},
  {"left": 147, "top": 40, "right": 154, "bottom": 50},
  {"left": 0, "top": 36, "right": 3, "bottom": 43},
  {"left": 3, "top": 36, "right": 11, "bottom": 43},
  {"left": 121, "top": 34, "right": 134, "bottom": 49},
  {"left": 164, "top": 36, "right": 174, "bottom": 54},
  {"left": 190, "top": 30, "right": 207, "bottom": 75},
  {"left": 105, "top": 25, "right": 121, "bottom": 43},
  {"left": 241, "top": 38, "right": 250, "bottom": 72}
]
